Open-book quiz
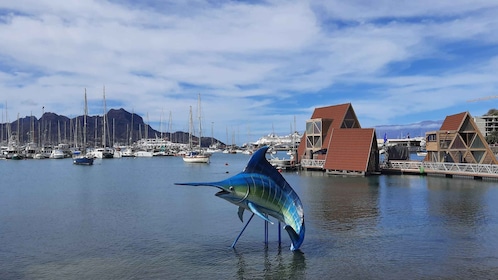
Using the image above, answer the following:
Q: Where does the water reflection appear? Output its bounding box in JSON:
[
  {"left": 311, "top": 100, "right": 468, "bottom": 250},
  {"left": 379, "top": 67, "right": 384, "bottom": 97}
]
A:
[
  {"left": 234, "top": 246, "right": 306, "bottom": 279},
  {"left": 300, "top": 174, "right": 380, "bottom": 232},
  {"left": 427, "top": 176, "right": 488, "bottom": 227},
  {"left": 3, "top": 156, "right": 498, "bottom": 279}
]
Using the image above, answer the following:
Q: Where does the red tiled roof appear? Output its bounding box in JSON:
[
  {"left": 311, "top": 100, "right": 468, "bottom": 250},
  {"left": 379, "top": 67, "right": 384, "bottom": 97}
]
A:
[
  {"left": 296, "top": 103, "right": 361, "bottom": 161},
  {"left": 311, "top": 103, "right": 353, "bottom": 129},
  {"left": 440, "top": 112, "right": 467, "bottom": 131},
  {"left": 296, "top": 135, "right": 306, "bottom": 162},
  {"left": 323, "top": 128, "right": 375, "bottom": 172}
]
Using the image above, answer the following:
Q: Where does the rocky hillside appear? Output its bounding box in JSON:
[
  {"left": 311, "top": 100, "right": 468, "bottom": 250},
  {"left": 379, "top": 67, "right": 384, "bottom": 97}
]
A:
[{"left": 1, "top": 108, "right": 223, "bottom": 147}]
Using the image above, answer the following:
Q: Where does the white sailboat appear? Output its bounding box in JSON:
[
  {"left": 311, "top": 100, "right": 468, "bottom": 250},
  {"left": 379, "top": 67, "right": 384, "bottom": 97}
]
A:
[
  {"left": 73, "top": 89, "right": 94, "bottom": 165},
  {"left": 183, "top": 94, "right": 210, "bottom": 163}
]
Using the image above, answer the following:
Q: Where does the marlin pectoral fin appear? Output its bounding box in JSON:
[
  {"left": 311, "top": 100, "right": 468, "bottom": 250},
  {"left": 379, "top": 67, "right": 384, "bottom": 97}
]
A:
[
  {"left": 237, "top": 206, "right": 244, "bottom": 222},
  {"left": 248, "top": 202, "right": 274, "bottom": 224}
]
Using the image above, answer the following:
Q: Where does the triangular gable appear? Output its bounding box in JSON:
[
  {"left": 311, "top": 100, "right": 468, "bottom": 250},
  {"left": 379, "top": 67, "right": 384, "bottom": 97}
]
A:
[
  {"left": 461, "top": 116, "right": 475, "bottom": 132},
  {"left": 440, "top": 112, "right": 467, "bottom": 131},
  {"left": 297, "top": 104, "right": 347, "bottom": 159},
  {"left": 323, "top": 128, "right": 375, "bottom": 172},
  {"left": 311, "top": 103, "right": 361, "bottom": 129},
  {"left": 297, "top": 103, "right": 367, "bottom": 162},
  {"left": 313, "top": 103, "right": 361, "bottom": 151},
  {"left": 342, "top": 105, "right": 361, "bottom": 128},
  {"left": 434, "top": 111, "right": 498, "bottom": 164}
]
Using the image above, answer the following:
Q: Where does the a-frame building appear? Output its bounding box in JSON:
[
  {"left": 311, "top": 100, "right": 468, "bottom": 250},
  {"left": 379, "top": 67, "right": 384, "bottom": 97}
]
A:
[
  {"left": 296, "top": 103, "right": 380, "bottom": 175},
  {"left": 425, "top": 111, "right": 498, "bottom": 164}
]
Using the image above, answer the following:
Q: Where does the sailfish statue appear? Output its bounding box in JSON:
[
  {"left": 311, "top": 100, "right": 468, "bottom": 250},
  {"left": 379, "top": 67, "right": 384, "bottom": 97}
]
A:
[{"left": 175, "top": 146, "right": 305, "bottom": 251}]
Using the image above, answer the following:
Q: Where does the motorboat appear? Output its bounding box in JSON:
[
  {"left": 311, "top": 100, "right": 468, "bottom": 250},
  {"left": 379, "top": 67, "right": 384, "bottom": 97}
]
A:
[
  {"left": 50, "top": 149, "right": 65, "bottom": 159},
  {"left": 135, "top": 150, "right": 153, "bottom": 157},
  {"left": 73, "top": 154, "right": 94, "bottom": 165}
]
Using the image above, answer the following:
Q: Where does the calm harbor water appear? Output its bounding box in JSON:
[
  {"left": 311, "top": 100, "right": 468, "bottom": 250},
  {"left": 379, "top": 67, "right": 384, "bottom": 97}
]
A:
[{"left": 1, "top": 153, "right": 498, "bottom": 279}]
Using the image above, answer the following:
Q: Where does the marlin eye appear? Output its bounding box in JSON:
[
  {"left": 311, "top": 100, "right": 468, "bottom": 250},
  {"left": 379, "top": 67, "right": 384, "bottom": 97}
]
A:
[{"left": 229, "top": 186, "right": 234, "bottom": 191}]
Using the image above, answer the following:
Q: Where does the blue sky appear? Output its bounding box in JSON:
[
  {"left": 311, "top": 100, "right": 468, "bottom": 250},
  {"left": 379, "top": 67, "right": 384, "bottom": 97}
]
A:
[{"left": 1, "top": 0, "right": 498, "bottom": 144}]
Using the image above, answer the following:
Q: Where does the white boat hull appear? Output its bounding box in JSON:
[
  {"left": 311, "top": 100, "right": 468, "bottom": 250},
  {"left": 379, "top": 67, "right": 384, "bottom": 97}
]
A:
[
  {"left": 135, "top": 151, "right": 153, "bottom": 157},
  {"left": 50, "top": 150, "right": 65, "bottom": 159},
  {"left": 183, "top": 155, "right": 210, "bottom": 163}
]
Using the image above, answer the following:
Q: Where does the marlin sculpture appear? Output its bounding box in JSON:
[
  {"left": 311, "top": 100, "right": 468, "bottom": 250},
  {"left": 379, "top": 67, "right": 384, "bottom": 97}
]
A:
[{"left": 175, "top": 146, "right": 305, "bottom": 251}]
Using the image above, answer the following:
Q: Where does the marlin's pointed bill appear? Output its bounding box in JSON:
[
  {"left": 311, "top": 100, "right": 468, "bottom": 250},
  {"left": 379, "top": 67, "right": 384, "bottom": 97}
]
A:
[{"left": 174, "top": 146, "right": 305, "bottom": 251}]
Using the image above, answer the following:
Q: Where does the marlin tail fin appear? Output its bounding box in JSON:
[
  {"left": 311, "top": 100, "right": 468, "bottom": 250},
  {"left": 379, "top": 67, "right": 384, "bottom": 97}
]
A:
[{"left": 284, "top": 223, "right": 305, "bottom": 251}]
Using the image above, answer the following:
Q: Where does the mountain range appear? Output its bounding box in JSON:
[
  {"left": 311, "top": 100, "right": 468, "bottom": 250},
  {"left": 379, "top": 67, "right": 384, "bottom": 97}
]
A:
[
  {"left": 374, "top": 120, "right": 443, "bottom": 139},
  {"left": 0, "top": 108, "right": 223, "bottom": 148},
  {"left": 1, "top": 107, "right": 444, "bottom": 147}
]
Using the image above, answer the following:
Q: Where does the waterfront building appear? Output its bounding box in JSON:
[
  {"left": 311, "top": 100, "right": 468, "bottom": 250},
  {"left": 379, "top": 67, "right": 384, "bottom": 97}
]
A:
[
  {"left": 425, "top": 111, "right": 498, "bottom": 164},
  {"left": 474, "top": 114, "right": 498, "bottom": 138},
  {"left": 297, "top": 103, "right": 380, "bottom": 175}
]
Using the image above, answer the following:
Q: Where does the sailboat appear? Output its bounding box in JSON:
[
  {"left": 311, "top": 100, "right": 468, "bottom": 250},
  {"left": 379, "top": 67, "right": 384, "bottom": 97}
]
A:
[
  {"left": 94, "top": 86, "right": 114, "bottom": 159},
  {"left": 183, "top": 94, "right": 210, "bottom": 163},
  {"left": 73, "top": 89, "right": 94, "bottom": 165}
]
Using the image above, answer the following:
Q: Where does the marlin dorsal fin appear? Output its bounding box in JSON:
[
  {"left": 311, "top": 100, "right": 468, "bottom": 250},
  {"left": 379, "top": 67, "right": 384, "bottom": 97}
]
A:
[{"left": 243, "top": 146, "right": 291, "bottom": 191}]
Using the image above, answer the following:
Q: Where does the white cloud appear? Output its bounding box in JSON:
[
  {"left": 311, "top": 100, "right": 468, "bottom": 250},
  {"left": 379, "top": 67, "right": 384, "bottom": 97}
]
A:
[{"left": 0, "top": 0, "right": 498, "bottom": 143}]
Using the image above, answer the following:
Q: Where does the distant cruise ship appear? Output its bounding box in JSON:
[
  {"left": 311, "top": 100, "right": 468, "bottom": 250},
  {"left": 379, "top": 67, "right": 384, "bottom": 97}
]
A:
[{"left": 253, "top": 132, "right": 302, "bottom": 148}]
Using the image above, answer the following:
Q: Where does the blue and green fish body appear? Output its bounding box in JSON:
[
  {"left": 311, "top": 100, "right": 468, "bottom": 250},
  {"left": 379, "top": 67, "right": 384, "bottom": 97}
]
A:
[{"left": 175, "top": 146, "right": 305, "bottom": 251}]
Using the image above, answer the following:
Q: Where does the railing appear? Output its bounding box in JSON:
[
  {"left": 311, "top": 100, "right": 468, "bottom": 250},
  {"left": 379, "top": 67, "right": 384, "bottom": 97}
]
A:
[
  {"left": 301, "top": 159, "right": 498, "bottom": 178},
  {"left": 384, "top": 161, "right": 498, "bottom": 178},
  {"left": 301, "top": 159, "right": 325, "bottom": 169}
]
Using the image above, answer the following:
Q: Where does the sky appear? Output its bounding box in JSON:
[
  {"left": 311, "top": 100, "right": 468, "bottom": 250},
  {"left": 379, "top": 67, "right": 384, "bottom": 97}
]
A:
[{"left": 1, "top": 0, "right": 498, "bottom": 144}]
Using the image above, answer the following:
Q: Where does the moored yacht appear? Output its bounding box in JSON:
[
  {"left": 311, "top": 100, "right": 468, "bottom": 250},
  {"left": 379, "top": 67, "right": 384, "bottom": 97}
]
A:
[
  {"left": 50, "top": 149, "right": 65, "bottom": 159},
  {"left": 183, "top": 150, "right": 210, "bottom": 163}
]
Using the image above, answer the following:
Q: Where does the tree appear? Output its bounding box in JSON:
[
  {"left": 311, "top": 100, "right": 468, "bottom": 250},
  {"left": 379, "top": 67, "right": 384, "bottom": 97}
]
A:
[
  {"left": 485, "top": 108, "right": 498, "bottom": 116},
  {"left": 486, "top": 130, "right": 498, "bottom": 144}
]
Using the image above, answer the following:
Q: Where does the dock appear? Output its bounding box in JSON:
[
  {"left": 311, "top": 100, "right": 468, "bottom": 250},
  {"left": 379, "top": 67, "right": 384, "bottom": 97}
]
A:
[{"left": 381, "top": 161, "right": 498, "bottom": 180}]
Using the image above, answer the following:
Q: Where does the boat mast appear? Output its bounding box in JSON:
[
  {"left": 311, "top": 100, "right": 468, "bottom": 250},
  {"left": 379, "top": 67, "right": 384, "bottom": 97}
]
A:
[
  {"left": 83, "top": 89, "right": 88, "bottom": 152},
  {"left": 102, "top": 86, "right": 107, "bottom": 148},
  {"left": 160, "top": 109, "right": 164, "bottom": 139},
  {"left": 5, "top": 102, "right": 11, "bottom": 144},
  {"left": 293, "top": 115, "right": 296, "bottom": 151},
  {"left": 58, "top": 121, "right": 61, "bottom": 145},
  {"left": 168, "top": 111, "right": 172, "bottom": 142},
  {"left": 113, "top": 118, "right": 115, "bottom": 146},
  {"left": 188, "top": 106, "right": 193, "bottom": 150},
  {"left": 16, "top": 113, "right": 20, "bottom": 145},
  {"left": 73, "top": 117, "right": 77, "bottom": 149},
  {"left": 130, "top": 109, "right": 134, "bottom": 146},
  {"left": 30, "top": 111, "right": 34, "bottom": 143},
  {"left": 94, "top": 118, "right": 97, "bottom": 147},
  {"left": 197, "top": 93, "right": 202, "bottom": 151},
  {"left": 1, "top": 104, "right": 3, "bottom": 144},
  {"left": 146, "top": 112, "right": 149, "bottom": 139}
]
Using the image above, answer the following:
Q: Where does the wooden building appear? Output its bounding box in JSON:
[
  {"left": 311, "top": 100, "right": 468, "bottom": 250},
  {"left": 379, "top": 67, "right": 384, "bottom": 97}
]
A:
[
  {"left": 297, "top": 103, "right": 380, "bottom": 175},
  {"left": 425, "top": 111, "right": 498, "bottom": 164}
]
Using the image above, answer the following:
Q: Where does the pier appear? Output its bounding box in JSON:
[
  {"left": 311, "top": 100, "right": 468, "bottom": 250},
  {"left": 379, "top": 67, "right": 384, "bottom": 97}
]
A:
[
  {"left": 381, "top": 161, "right": 498, "bottom": 179},
  {"left": 300, "top": 159, "right": 325, "bottom": 169}
]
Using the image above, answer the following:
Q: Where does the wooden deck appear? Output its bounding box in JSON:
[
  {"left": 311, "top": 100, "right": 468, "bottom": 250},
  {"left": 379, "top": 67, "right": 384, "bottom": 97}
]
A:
[{"left": 381, "top": 161, "right": 498, "bottom": 179}]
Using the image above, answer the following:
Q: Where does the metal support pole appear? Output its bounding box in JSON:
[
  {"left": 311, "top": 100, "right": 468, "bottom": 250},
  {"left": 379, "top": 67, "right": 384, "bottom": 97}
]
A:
[
  {"left": 231, "top": 213, "right": 255, "bottom": 249},
  {"left": 264, "top": 220, "right": 268, "bottom": 246},
  {"left": 278, "top": 221, "right": 281, "bottom": 246}
]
